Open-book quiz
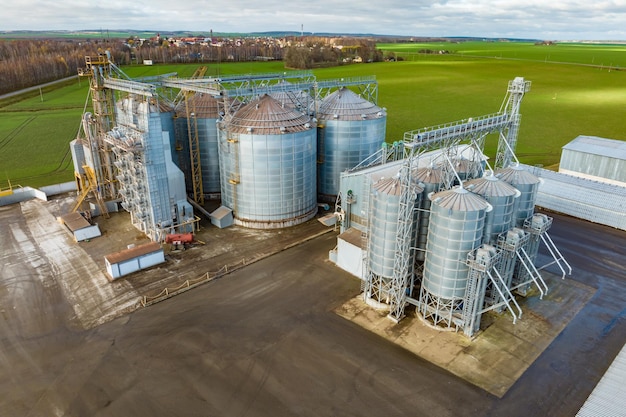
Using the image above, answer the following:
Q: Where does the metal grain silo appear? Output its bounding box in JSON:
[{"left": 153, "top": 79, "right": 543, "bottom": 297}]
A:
[
  {"left": 495, "top": 164, "right": 540, "bottom": 227},
  {"left": 218, "top": 94, "right": 317, "bottom": 228},
  {"left": 465, "top": 173, "right": 520, "bottom": 245},
  {"left": 368, "top": 177, "right": 403, "bottom": 280},
  {"left": 422, "top": 187, "right": 491, "bottom": 300},
  {"left": 174, "top": 94, "right": 222, "bottom": 197},
  {"left": 316, "top": 87, "right": 386, "bottom": 201},
  {"left": 413, "top": 166, "right": 446, "bottom": 262}
]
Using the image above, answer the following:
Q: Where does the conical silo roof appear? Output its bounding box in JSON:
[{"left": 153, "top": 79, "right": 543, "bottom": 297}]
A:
[
  {"left": 495, "top": 164, "right": 540, "bottom": 185},
  {"left": 318, "top": 87, "right": 385, "bottom": 121},
  {"left": 373, "top": 177, "right": 403, "bottom": 196},
  {"left": 414, "top": 166, "right": 445, "bottom": 184},
  {"left": 175, "top": 93, "right": 220, "bottom": 118},
  {"left": 158, "top": 100, "right": 174, "bottom": 113},
  {"left": 465, "top": 173, "right": 519, "bottom": 197},
  {"left": 269, "top": 81, "right": 311, "bottom": 108},
  {"left": 430, "top": 186, "right": 490, "bottom": 212},
  {"left": 227, "top": 94, "right": 314, "bottom": 134}
]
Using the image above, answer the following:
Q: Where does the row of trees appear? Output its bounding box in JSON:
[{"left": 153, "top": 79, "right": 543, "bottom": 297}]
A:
[
  {"left": 0, "top": 38, "right": 287, "bottom": 94},
  {"left": 0, "top": 39, "right": 125, "bottom": 95},
  {"left": 0, "top": 36, "right": 386, "bottom": 95},
  {"left": 284, "top": 38, "right": 384, "bottom": 69}
]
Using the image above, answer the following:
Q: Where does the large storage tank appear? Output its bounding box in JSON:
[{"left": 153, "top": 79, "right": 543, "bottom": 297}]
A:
[
  {"left": 174, "top": 94, "right": 222, "bottom": 197},
  {"left": 413, "top": 166, "right": 446, "bottom": 262},
  {"left": 218, "top": 94, "right": 317, "bottom": 228},
  {"left": 465, "top": 173, "right": 520, "bottom": 244},
  {"left": 495, "top": 164, "right": 540, "bottom": 227},
  {"left": 422, "top": 187, "right": 491, "bottom": 300},
  {"left": 316, "top": 87, "right": 386, "bottom": 201}
]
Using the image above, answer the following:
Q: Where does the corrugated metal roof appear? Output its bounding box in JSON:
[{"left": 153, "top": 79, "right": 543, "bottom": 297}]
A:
[
  {"left": 269, "top": 81, "right": 311, "bottom": 108},
  {"left": 105, "top": 242, "right": 162, "bottom": 265},
  {"left": 59, "top": 212, "right": 91, "bottom": 232},
  {"left": 318, "top": 87, "right": 385, "bottom": 121},
  {"left": 430, "top": 186, "right": 490, "bottom": 212},
  {"left": 495, "top": 164, "right": 540, "bottom": 185},
  {"left": 210, "top": 205, "right": 232, "bottom": 220},
  {"left": 465, "top": 174, "right": 519, "bottom": 197},
  {"left": 338, "top": 227, "right": 363, "bottom": 248},
  {"left": 576, "top": 343, "right": 626, "bottom": 417},
  {"left": 414, "top": 167, "right": 445, "bottom": 184},
  {"left": 228, "top": 94, "right": 314, "bottom": 134},
  {"left": 175, "top": 93, "right": 220, "bottom": 118},
  {"left": 563, "top": 135, "right": 626, "bottom": 161},
  {"left": 373, "top": 177, "right": 403, "bottom": 196},
  {"left": 441, "top": 157, "right": 473, "bottom": 173},
  {"left": 526, "top": 164, "right": 626, "bottom": 230}
]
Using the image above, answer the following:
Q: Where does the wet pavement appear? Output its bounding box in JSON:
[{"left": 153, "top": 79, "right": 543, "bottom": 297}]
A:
[{"left": 0, "top": 197, "right": 624, "bottom": 416}]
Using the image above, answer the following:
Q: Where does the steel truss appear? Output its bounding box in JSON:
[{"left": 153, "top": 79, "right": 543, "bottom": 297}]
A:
[
  {"left": 462, "top": 246, "right": 522, "bottom": 336},
  {"left": 361, "top": 78, "right": 532, "bottom": 326}
]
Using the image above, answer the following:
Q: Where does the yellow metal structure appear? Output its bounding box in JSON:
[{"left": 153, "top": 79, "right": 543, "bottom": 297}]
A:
[
  {"left": 72, "top": 166, "right": 109, "bottom": 218},
  {"left": 78, "top": 55, "right": 119, "bottom": 202},
  {"left": 0, "top": 179, "right": 14, "bottom": 197},
  {"left": 182, "top": 66, "right": 208, "bottom": 205}
]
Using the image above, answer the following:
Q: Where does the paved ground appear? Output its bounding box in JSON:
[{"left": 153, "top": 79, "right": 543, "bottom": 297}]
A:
[
  {"left": 337, "top": 271, "right": 596, "bottom": 398},
  {"left": 0, "top": 197, "right": 625, "bottom": 416}
]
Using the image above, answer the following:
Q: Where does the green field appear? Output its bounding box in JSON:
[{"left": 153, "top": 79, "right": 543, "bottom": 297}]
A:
[{"left": 1, "top": 41, "right": 625, "bottom": 189}]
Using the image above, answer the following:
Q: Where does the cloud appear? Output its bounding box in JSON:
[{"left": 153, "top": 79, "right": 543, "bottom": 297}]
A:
[{"left": 3, "top": 0, "right": 626, "bottom": 40}]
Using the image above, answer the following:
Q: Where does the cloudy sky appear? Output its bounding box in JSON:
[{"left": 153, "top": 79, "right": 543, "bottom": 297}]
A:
[{"left": 3, "top": 0, "right": 626, "bottom": 40}]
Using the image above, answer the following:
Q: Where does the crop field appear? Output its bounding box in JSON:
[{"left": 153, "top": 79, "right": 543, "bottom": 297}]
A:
[{"left": 1, "top": 41, "right": 625, "bottom": 189}]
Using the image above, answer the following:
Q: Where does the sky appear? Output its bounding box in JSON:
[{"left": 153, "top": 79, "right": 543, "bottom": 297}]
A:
[{"left": 3, "top": 0, "right": 626, "bottom": 40}]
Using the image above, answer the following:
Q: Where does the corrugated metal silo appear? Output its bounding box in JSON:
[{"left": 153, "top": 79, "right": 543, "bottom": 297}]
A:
[
  {"left": 316, "top": 87, "right": 386, "bottom": 201},
  {"left": 465, "top": 173, "right": 520, "bottom": 244},
  {"left": 174, "top": 94, "right": 222, "bottom": 196},
  {"left": 495, "top": 164, "right": 540, "bottom": 227},
  {"left": 422, "top": 187, "right": 491, "bottom": 300},
  {"left": 218, "top": 94, "right": 317, "bottom": 228},
  {"left": 413, "top": 166, "right": 446, "bottom": 262},
  {"left": 368, "top": 177, "right": 402, "bottom": 279}
]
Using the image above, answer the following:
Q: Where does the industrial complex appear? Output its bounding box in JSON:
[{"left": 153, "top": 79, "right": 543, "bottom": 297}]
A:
[
  {"left": 65, "top": 53, "right": 573, "bottom": 339},
  {"left": 1, "top": 52, "right": 625, "bottom": 416}
]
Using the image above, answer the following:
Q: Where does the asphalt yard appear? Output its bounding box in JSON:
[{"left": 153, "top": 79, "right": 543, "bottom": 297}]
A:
[{"left": 0, "top": 196, "right": 624, "bottom": 416}]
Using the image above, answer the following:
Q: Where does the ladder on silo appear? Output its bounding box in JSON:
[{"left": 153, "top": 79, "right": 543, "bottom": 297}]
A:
[{"left": 227, "top": 133, "right": 240, "bottom": 213}]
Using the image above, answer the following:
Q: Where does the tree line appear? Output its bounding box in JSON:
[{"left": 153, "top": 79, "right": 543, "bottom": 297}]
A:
[
  {"left": 0, "top": 36, "right": 386, "bottom": 95},
  {"left": 284, "top": 38, "right": 384, "bottom": 69}
]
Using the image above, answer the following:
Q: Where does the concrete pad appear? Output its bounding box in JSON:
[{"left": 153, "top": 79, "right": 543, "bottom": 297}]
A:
[{"left": 335, "top": 273, "right": 596, "bottom": 397}]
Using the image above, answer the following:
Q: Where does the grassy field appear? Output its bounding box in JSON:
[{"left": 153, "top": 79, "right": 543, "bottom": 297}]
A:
[{"left": 1, "top": 41, "right": 625, "bottom": 189}]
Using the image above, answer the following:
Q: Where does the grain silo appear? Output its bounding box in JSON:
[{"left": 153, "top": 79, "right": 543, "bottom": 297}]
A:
[
  {"left": 367, "top": 176, "right": 423, "bottom": 304},
  {"left": 419, "top": 186, "right": 491, "bottom": 328},
  {"left": 413, "top": 166, "right": 447, "bottom": 262},
  {"left": 316, "top": 87, "right": 387, "bottom": 201},
  {"left": 218, "top": 94, "right": 317, "bottom": 228},
  {"left": 174, "top": 93, "right": 222, "bottom": 197},
  {"left": 495, "top": 164, "right": 540, "bottom": 227},
  {"left": 465, "top": 173, "right": 520, "bottom": 245}
]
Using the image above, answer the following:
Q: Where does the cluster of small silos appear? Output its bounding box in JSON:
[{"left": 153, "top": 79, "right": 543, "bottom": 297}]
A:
[
  {"left": 420, "top": 166, "right": 543, "bottom": 330},
  {"left": 365, "top": 160, "right": 545, "bottom": 332}
]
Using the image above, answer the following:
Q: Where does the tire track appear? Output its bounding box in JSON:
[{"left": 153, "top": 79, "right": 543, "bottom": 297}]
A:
[{"left": 0, "top": 116, "right": 36, "bottom": 151}]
